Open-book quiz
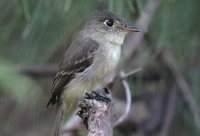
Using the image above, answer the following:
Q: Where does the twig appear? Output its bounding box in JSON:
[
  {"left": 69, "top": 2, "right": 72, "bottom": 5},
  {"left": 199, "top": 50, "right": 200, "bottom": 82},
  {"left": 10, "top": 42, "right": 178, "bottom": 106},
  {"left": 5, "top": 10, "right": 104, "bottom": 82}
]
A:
[
  {"left": 113, "top": 71, "right": 133, "bottom": 126},
  {"left": 121, "top": 68, "right": 142, "bottom": 79}
]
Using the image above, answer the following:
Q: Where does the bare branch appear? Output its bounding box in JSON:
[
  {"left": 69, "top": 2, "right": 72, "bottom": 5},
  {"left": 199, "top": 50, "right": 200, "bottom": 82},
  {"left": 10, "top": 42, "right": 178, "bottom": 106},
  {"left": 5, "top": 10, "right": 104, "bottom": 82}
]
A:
[
  {"left": 121, "top": 68, "right": 142, "bottom": 79},
  {"left": 77, "top": 89, "right": 113, "bottom": 136}
]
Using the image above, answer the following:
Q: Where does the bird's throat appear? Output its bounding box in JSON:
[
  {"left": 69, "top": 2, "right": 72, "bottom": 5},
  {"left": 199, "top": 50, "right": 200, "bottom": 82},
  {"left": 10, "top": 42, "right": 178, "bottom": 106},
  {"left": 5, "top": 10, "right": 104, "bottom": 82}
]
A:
[{"left": 104, "top": 34, "right": 126, "bottom": 45}]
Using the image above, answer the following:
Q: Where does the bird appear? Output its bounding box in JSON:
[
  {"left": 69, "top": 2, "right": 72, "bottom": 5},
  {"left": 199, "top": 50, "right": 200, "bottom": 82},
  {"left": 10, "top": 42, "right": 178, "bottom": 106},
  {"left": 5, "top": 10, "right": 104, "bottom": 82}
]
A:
[{"left": 47, "top": 10, "right": 140, "bottom": 136}]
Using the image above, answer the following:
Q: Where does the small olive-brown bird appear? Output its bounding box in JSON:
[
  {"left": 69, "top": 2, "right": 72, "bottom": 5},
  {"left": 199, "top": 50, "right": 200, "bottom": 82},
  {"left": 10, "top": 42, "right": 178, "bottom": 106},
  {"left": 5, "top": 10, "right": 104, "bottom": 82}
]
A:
[{"left": 47, "top": 10, "right": 140, "bottom": 136}]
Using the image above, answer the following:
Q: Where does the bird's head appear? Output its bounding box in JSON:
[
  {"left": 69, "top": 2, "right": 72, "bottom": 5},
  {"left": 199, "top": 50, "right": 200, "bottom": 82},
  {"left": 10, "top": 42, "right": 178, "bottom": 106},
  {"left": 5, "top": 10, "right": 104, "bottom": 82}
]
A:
[{"left": 82, "top": 10, "right": 140, "bottom": 45}]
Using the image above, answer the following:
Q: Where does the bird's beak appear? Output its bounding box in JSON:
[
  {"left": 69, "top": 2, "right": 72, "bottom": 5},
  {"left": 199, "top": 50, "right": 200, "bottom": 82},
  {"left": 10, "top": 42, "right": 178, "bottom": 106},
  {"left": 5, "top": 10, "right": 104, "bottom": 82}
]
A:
[{"left": 123, "top": 25, "right": 141, "bottom": 32}]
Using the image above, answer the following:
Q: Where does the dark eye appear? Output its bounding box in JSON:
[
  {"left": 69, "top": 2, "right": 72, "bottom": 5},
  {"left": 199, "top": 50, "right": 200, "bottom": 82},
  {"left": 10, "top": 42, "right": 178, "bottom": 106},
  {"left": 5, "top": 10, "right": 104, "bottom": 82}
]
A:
[{"left": 104, "top": 19, "right": 114, "bottom": 27}]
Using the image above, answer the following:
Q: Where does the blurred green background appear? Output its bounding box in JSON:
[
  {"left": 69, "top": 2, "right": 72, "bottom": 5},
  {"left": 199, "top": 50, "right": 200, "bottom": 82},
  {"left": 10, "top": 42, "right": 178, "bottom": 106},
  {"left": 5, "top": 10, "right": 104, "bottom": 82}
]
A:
[{"left": 0, "top": 0, "right": 200, "bottom": 136}]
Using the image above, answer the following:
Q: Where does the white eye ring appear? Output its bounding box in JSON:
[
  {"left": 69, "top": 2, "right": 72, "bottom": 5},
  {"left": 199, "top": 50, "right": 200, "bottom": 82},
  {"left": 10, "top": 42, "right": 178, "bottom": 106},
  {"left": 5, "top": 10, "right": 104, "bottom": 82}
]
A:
[{"left": 104, "top": 19, "right": 114, "bottom": 27}]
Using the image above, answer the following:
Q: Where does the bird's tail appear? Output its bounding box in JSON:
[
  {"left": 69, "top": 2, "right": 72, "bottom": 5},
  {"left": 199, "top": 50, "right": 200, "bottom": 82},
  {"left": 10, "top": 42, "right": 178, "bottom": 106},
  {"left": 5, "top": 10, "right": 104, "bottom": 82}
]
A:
[{"left": 52, "top": 106, "right": 64, "bottom": 136}]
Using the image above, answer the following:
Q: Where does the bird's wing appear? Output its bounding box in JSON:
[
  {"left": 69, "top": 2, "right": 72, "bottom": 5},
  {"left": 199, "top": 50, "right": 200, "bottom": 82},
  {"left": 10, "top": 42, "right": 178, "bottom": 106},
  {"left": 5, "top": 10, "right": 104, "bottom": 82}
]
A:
[{"left": 47, "top": 38, "right": 99, "bottom": 107}]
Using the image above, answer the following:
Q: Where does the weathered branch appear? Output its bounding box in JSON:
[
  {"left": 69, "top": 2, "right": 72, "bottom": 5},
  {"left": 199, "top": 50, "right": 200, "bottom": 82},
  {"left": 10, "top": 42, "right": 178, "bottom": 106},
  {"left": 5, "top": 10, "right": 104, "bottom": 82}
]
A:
[{"left": 77, "top": 89, "right": 113, "bottom": 136}]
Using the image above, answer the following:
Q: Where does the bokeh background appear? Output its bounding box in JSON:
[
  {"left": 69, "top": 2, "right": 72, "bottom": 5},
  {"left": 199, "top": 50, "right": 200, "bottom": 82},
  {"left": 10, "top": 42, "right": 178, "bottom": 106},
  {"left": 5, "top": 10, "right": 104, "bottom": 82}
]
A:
[{"left": 1, "top": 0, "right": 200, "bottom": 136}]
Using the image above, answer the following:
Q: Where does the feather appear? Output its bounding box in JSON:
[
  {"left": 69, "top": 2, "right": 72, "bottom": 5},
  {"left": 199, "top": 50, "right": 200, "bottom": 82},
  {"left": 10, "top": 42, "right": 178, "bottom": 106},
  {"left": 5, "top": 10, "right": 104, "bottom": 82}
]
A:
[{"left": 47, "top": 38, "right": 99, "bottom": 107}]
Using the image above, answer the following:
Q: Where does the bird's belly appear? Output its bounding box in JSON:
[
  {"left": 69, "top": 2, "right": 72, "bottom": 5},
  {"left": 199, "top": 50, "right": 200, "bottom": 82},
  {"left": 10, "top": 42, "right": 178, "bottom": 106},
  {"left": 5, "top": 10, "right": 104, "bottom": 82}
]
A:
[{"left": 61, "top": 78, "right": 96, "bottom": 109}]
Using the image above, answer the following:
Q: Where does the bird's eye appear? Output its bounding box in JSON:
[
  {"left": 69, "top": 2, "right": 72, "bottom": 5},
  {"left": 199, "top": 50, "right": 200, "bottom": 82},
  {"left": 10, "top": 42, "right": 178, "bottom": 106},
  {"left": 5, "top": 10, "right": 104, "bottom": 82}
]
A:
[{"left": 104, "top": 19, "right": 114, "bottom": 27}]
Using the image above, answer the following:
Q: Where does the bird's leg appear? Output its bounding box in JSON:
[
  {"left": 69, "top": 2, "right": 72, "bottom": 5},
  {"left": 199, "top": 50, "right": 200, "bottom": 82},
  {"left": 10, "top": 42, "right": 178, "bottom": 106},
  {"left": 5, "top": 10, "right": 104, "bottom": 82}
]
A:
[{"left": 91, "top": 91, "right": 111, "bottom": 103}]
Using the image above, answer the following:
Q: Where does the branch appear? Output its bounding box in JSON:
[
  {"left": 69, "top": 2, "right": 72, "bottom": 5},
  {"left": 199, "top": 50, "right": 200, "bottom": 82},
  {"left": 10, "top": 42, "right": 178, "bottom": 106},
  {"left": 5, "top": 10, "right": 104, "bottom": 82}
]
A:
[
  {"left": 17, "top": 65, "right": 57, "bottom": 77},
  {"left": 113, "top": 71, "right": 132, "bottom": 126},
  {"left": 77, "top": 89, "right": 113, "bottom": 136},
  {"left": 120, "top": 68, "right": 142, "bottom": 79}
]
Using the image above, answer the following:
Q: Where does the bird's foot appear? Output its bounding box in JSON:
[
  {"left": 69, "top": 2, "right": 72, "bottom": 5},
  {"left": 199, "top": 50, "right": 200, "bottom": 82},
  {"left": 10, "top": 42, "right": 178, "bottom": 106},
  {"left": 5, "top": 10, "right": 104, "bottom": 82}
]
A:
[{"left": 85, "top": 90, "right": 111, "bottom": 103}]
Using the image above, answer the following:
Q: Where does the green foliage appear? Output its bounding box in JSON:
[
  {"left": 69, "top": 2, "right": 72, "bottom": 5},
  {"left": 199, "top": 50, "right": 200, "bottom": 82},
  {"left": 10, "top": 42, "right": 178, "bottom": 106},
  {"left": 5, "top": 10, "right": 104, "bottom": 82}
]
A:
[{"left": 0, "top": 0, "right": 99, "bottom": 64}]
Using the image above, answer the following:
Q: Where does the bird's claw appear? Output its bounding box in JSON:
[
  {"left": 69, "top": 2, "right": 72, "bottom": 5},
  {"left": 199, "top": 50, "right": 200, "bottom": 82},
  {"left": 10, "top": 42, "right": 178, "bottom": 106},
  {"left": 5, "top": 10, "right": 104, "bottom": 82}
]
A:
[{"left": 84, "top": 91, "right": 111, "bottom": 103}]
